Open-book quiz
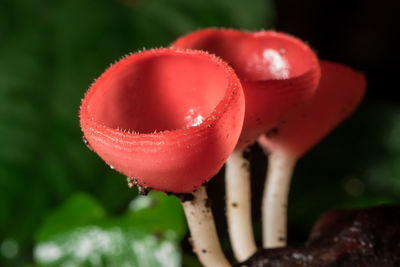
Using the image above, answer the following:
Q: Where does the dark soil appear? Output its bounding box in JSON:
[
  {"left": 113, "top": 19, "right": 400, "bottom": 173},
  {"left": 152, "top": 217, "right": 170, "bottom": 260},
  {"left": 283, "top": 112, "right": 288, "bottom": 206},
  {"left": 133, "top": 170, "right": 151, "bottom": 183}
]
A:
[{"left": 237, "top": 206, "right": 400, "bottom": 267}]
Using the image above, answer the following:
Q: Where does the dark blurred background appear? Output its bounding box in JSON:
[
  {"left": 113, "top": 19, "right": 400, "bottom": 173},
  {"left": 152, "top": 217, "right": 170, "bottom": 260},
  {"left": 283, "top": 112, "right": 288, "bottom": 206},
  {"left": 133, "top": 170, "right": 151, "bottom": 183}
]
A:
[{"left": 1, "top": 0, "right": 399, "bottom": 266}]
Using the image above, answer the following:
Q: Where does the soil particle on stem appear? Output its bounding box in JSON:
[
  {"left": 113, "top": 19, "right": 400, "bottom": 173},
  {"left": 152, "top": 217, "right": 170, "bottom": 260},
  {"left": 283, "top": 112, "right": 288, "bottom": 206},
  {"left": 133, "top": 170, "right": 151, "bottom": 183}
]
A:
[
  {"left": 205, "top": 198, "right": 212, "bottom": 208},
  {"left": 175, "top": 192, "right": 195, "bottom": 202}
]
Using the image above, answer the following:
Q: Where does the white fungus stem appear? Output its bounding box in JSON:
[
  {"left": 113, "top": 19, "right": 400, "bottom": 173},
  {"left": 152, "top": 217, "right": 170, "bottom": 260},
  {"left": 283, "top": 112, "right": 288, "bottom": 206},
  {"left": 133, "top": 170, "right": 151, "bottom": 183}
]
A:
[
  {"left": 225, "top": 150, "right": 257, "bottom": 262},
  {"left": 261, "top": 151, "right": 296, "bottom": 248},
  {"left": 182, "top": 186, "right": 231, "bottom": 267}
]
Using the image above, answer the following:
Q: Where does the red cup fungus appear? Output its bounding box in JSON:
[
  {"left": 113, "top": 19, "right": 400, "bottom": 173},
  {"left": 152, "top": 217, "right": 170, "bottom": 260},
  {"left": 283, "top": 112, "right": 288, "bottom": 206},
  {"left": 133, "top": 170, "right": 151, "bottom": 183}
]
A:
[
  {"left": 173, "top": 28, "right": 321, "bottom": 147},
  {"left": 80, "top": 48, "right": 245, "bottom": 193}
]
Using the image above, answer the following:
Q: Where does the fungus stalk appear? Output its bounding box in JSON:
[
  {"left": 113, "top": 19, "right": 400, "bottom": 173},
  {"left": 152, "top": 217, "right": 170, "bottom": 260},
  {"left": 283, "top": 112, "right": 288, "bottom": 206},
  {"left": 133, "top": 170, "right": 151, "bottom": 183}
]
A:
[
  {"left": 182, "top": 186, "right": 231, "bottom": 267},
  {"left": 260, "top": 149, "right": 297, "bottom": 248},
  {"left": 225, "top": 150, "right": 257, "bottom": 261}
]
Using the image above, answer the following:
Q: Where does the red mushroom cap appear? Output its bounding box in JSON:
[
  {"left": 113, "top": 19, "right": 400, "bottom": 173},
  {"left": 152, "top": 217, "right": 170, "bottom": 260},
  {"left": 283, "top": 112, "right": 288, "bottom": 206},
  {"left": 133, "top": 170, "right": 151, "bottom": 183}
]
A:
[
  {"left": 80, "top": 48, "right": 245, "bottom": 193},
  {"left": 172, "top": 28, "right": 321, "bottom": 148},
  {"left": 258, "top": 60, "right": 366, "bottom": 159}
]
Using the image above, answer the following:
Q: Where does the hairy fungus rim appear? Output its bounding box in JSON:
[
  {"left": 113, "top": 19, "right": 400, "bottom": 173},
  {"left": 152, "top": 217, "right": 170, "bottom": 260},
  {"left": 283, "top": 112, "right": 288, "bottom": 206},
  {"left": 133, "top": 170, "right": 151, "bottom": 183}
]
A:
[{"left": 80, "top": 48, "right": 242, "bottom": 142}]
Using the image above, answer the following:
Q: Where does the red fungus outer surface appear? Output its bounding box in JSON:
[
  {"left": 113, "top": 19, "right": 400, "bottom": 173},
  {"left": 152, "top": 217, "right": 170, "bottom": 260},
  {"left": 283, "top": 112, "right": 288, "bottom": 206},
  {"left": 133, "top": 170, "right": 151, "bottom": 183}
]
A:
[
  {"left": 258, "top": 61, "right": 366, "bottom": 159},
  {"left": 80, "top": 48, "right": 245, "bottom": 193},
  {"left": 172, "top": 28, "right": 321, "bottom": 148}
]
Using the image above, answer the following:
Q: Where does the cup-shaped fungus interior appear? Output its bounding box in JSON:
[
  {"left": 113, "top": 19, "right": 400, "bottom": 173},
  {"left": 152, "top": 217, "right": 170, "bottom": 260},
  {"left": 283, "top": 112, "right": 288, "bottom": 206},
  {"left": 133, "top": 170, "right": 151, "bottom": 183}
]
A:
[
  {"left": 173, "top": 30, "right": 315, "bottom": 81},
  {"left": 87, "top": 52, "right": 228, "bottom": 133}
]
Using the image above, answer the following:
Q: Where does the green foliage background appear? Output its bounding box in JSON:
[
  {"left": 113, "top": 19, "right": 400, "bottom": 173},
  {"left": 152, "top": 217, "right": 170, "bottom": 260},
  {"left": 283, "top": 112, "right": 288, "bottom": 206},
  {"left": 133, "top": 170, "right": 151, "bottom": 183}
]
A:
[
  {"left": 0, "top": 0, "right": 399, "bottom": 266},
  {"left": 0, "top": 0, "right": 274, "bottom": 266}
]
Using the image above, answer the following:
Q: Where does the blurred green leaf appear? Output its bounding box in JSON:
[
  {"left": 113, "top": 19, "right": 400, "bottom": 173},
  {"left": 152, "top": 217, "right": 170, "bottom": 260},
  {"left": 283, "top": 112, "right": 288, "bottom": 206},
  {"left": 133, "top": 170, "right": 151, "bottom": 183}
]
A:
[
  {"left": 0, "top": 1, "right": 274, "bottom": 264},
  {"left": 35, "top": 193, "right": 106, "bottom": 242},
  {"left": 34, "top": 192, "right": 185, "bottom": 267}
]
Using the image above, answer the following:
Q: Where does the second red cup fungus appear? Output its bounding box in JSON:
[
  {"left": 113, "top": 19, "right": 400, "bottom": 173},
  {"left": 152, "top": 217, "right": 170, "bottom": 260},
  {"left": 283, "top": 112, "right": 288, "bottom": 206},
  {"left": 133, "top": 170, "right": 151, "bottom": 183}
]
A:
[{"left": 173, "top": 28, "right": 321, "bottom": 147}]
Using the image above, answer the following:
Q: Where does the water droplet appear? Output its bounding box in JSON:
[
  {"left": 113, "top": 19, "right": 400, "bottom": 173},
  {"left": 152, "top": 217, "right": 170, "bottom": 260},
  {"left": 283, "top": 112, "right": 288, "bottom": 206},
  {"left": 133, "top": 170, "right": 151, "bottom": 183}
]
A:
[
  {"left": 109, "top": 165, "right": 114, "bottom": 169},
  {"left": 82, "top": 136, "right": 93, "bottom": 151}
]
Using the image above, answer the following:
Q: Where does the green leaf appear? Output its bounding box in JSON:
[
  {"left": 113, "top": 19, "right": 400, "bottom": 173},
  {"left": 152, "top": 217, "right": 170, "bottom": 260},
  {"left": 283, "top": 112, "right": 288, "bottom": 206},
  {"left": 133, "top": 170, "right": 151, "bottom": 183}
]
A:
[
  {"left": 34, "top": 192, "right": 185, "bottom": 267},
  {"left": 0, "top": 0, "right": 275, "bottom": 254},
  {"left": 35, "top": 193, "right": 105, "bottom": 242},
  {"left": 0, "top": 0, "right": 273, "bottom": 265}
]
